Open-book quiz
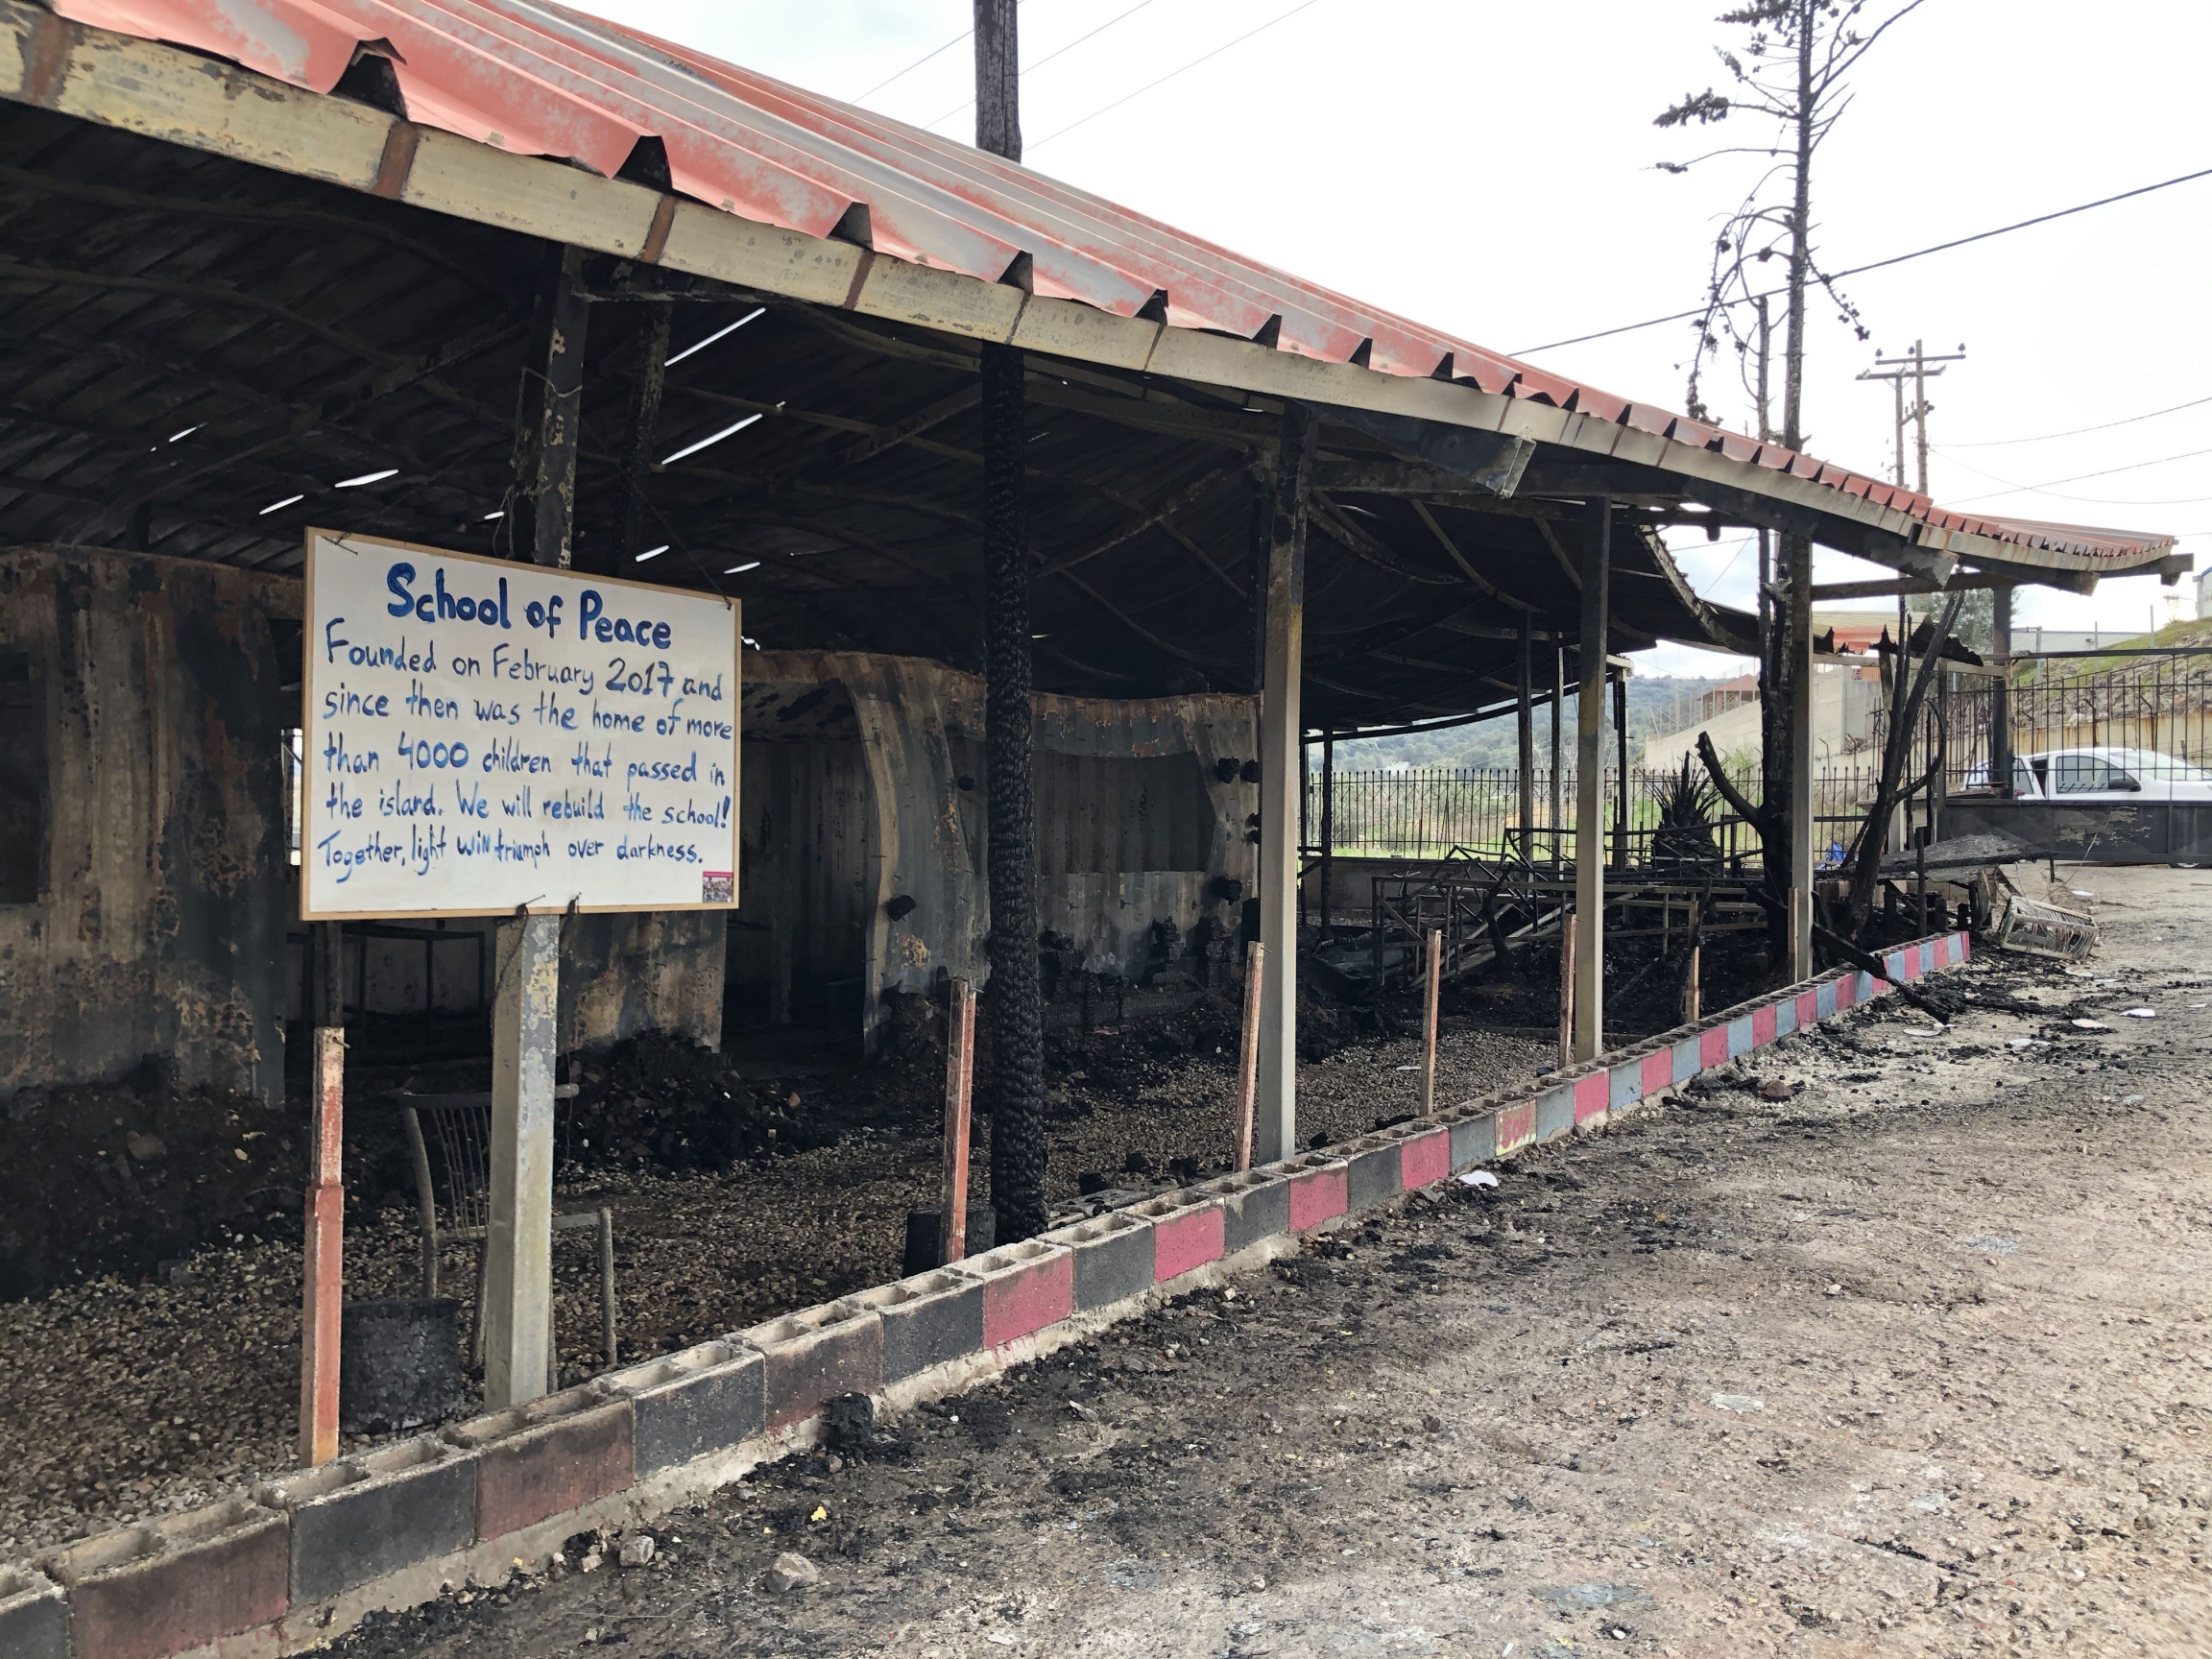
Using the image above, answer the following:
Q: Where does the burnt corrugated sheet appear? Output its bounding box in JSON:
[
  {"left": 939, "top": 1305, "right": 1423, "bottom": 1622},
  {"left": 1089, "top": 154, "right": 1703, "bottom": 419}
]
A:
[
  {"left": 0, "top": 545, "right": 293, "bottom": 1101},
  {"left": 737, "top": 651, "right": 1255, "bottom": 1052},
  {"left": 562, "top": 910, "right": 726, "bottom": 1053}
]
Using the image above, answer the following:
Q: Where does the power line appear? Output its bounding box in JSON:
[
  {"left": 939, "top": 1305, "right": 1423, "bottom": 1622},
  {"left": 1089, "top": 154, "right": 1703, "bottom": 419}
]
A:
[
  {"left": 922, "top": 0, "right": 1161, "bottom": 132},
  {"left": 1026, "top": 0, "right": 1329, "bottom": 153},
  {"left": 1512, "top": 164, "right": 2212, "bottom": 357},
  {"left": 1979, "top": 488, "right": 2212, "bottom": 510},
  {"left": 1946, "top": 443, "right": 2212, "bottom": 505},
  {"left": 852, "top": 23, "right": 976, "bottom": 105},
  {"left": 1942, "top": 393, "right": 2212, "bottom": 448}
]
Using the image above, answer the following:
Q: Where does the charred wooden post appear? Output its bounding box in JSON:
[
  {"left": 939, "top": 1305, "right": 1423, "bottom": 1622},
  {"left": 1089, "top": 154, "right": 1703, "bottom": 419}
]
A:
[
  {"left": 1318, "top": 731, "right": 1334, "bottom": 941},
  {"left": 1556, "top": 912, "right": 1575, "bottom": 1071},
  {"left": 1785, "top": 533, "right": 1815, "bottom": 978},
  {"left": 510, "top": 243, "right": 589, "bottom": 570},
  {"left": 615, "top": 302, "right": 672, "bottom": 569},
  {"left": 1933, "top": 656, "right": 1950, "bottom": 844},
  {"left": 297, "top": 921, "right": 345, "bottom": 1466},
  {"left": 1420, "top": 927, "right": 1442, "bottom": 1114},
  {"left": 1571, "top": 500, "right": 1610, "bottom": 1062},
  {"left": 1682, "top": 895, "right": 1703, "bottom": 1024},
  {"left": 1516, "top": 616, "right": 1535, "bottom": 860},
  {"left": 1255, "top": 403, "right": 1317, "bottom": 1164},
  {"left": 1753, "top": 534, "right": 1790, "bottom": 966},
  {"left": 979, "top": 338, "right": 1046, "bottom": 1240},
  {"left": 973, "top": 0, "right": 1047, "bottom": 1240},
  {"left": 973, "top": 0, "right": 1021, "bottom": 159},
  {"left": 939, "top": 979, "right": 977, "bottom": 1265},
  {"left": 1550, "top": 645, "right": 1566, "bottom": 869},
  {"left": 1611, "top": 666, "right": 1629, "bottom": 871},
  {"left": 1297, "top": 733, "right": 1310, "bottom": 931},
  {"left": 1235, "top": 941, "right": 1265, "bottom": 1171}
]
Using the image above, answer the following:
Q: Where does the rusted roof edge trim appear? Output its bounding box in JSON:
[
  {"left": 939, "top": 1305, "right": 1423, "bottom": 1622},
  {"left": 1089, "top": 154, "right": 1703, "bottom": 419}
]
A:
[{"left": 1, "top": 0, "right": 2176, "bottom": 579}]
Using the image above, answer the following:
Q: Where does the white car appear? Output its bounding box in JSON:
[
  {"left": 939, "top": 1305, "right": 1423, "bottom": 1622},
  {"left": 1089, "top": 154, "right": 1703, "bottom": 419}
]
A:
[
  {"left": 2024, "top": 746, "right": 2212, "bottom": 803},
  {"left": 1965, "top": 746, "right": 2212, "bottom": 803},
  {"left": 1960, "top": 746, "right": 2212, "bottom": 869}
]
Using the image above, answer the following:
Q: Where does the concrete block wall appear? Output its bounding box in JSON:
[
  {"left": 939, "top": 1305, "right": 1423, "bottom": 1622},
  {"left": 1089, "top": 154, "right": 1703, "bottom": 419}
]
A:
[{"left": 8, "top": 932, "right": 1968, "bottom": 1656}]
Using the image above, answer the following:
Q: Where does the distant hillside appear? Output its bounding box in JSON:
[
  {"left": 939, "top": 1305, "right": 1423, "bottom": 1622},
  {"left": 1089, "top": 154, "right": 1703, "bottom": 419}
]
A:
[{"left": 1328, "top": 676, "right": 1729, "bottom": 772}]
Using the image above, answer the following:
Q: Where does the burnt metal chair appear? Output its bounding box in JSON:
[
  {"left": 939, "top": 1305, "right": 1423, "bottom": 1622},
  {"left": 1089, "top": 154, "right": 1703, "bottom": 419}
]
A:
[{"left": 398, "top": 1092, "right": 617, "bottom": 1372}]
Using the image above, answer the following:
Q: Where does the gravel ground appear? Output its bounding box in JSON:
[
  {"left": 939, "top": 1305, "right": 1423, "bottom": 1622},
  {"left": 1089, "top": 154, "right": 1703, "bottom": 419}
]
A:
[
  {"left": 307, "top": 863, "right": 2212, "bottom": 1658},
  {"left": 0, "top": 982, "right": 1551, "bottom": 1556}
]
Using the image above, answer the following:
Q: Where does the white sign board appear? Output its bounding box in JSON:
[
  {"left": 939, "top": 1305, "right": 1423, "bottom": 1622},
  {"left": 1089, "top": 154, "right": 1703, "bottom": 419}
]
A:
[{"left": 301, "top": 529, "right": 740, "bottom": 920}]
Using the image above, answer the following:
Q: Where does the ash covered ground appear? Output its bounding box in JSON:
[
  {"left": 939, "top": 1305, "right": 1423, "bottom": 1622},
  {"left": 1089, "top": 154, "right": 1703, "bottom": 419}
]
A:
[
  {"left": 309, "top": 864, "right": 2212, "bottom": 1658},
  {"left": 0, "top": 953, "right": 1560, "bottom": 1554}
]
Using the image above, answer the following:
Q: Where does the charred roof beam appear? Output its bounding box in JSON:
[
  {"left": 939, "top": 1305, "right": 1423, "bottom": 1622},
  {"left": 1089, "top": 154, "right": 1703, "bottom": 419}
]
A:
[
  {"left": 1404, "top": 498, "right": 1539, "bottom": 613},
  {"left": 1307, "top": 493, "right": 1460, "bottom": 588},
  {"left": 0, "top": 160, "right": 517, "bottom": 302},
  {"left": 1314, "top": 405, "right": 1534, "bottom": 496}
]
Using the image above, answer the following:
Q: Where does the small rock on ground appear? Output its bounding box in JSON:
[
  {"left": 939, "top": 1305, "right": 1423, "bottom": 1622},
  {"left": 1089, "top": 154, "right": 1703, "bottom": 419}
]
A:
[{"left": 766, "top": 1551, "right": 819, "bottom": 1593}]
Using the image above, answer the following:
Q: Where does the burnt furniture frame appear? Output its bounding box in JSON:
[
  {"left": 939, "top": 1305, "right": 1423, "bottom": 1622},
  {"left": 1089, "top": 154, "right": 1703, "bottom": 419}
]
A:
[{"left": 399, "top": 1093, "right": 618, "bottom": 1372}]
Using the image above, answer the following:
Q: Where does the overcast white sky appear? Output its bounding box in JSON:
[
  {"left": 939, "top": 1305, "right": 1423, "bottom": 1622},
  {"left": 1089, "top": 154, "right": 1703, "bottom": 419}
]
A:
[{"left": 580, "top": 0, "right": 2212, "bottom": 676}]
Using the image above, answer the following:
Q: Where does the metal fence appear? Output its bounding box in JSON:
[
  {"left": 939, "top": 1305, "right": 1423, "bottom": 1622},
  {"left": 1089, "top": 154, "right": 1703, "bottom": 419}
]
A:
[
  {"left": 2003, "top": 652, "right": 2212, "bottom": 771},
  {"left": 1872, "top": 652, "right": 2212, "bottom": 806},
  {"left": 1304, "top": 763, "right": 1884, "bottom": 865},
  {"left": 1310, "top": 653, "right": 2212, "bottom": 865}
]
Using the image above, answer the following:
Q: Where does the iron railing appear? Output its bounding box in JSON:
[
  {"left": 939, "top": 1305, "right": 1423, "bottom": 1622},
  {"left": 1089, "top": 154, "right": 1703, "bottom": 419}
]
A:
[
  {"left": 1306, "top": 763, "right": 1894, "bottom": 865},
  {"left": 1310, "top": 651, "right": 2212, "bottom": 864}
]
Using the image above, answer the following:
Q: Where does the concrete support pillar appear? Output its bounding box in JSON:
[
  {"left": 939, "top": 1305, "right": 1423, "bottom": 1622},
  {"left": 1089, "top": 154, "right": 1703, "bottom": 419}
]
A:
[
  {"left": 1786, "top": 535, "right": 1815, "bottom": 979},
  {"left": 484, "top": 911, "right": 560, "bottom": 1409},
  {"left": 1572, "top": 501, "right": 1610, "bottom": 1063},
  {"left": 297, "top": 922, "right": 344, "bottom": 1466},
  {"left": 1254, "top": 403, "right": 1316, "bottom": 1165}
]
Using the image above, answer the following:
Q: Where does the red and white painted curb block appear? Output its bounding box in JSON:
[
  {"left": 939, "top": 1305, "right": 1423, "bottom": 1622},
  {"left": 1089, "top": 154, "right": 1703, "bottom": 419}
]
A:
[{"left": 2, "top": 932, "right": 1969, "bottom": 1658}]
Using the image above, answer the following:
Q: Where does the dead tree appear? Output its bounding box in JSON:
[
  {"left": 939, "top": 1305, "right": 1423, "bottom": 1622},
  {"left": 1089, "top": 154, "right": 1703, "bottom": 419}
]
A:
[
  {"left": 1695, "top": 731, "right": 1780, "bottom": 873},
  {"left": 1656, "top": 0, "right": 1924, "bottom": 966},
  {"left": 1839, "top": 593, "right": 1962, "bottom": 937}
]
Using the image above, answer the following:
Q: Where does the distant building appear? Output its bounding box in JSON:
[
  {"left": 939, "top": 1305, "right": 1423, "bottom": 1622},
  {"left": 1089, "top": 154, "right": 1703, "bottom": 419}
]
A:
[
  {"left": 2012, "top": 627, "right": 2109, "bottom": 654},
  {"left": 1640, "top": 611, "right": 1889, "bottom": 770}
]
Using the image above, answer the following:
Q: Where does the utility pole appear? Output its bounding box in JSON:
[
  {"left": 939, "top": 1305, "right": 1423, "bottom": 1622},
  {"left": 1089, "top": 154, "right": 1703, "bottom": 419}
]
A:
[
  {"left": 1858, "top": 339, "right": 1965, "bottom": 494},
  {"left": 974, "top": 0, "right": 1047, "bottom": 1240},
  {"left": 1858, "top": 340, "right": 1965, "bottom": 851}
]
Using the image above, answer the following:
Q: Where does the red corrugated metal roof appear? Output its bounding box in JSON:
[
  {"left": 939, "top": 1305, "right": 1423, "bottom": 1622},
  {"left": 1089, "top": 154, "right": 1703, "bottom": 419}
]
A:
[{"left": 44, "top": 0, "right": 2176, "bottom": 566}]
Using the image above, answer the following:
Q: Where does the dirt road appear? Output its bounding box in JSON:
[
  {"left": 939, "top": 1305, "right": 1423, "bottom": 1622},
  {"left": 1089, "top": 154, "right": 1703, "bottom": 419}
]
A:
[{"left": 340, "top": 867, "right": 2212, "bottom": 1658}]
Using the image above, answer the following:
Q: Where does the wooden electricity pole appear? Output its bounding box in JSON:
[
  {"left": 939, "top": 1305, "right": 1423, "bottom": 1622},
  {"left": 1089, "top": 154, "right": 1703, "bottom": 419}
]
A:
[
  {"left": 1858, "top": 340, "right": 1963, "bottom": 497},
  {"left": 974, "top": 0, "right": 1047, "bottom": 1240}
]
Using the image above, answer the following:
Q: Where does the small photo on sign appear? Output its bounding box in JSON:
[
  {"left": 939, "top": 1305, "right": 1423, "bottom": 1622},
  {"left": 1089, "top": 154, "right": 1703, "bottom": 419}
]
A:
[{"left": 703, "top": 871, "right": 734, "bottom": 903}]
